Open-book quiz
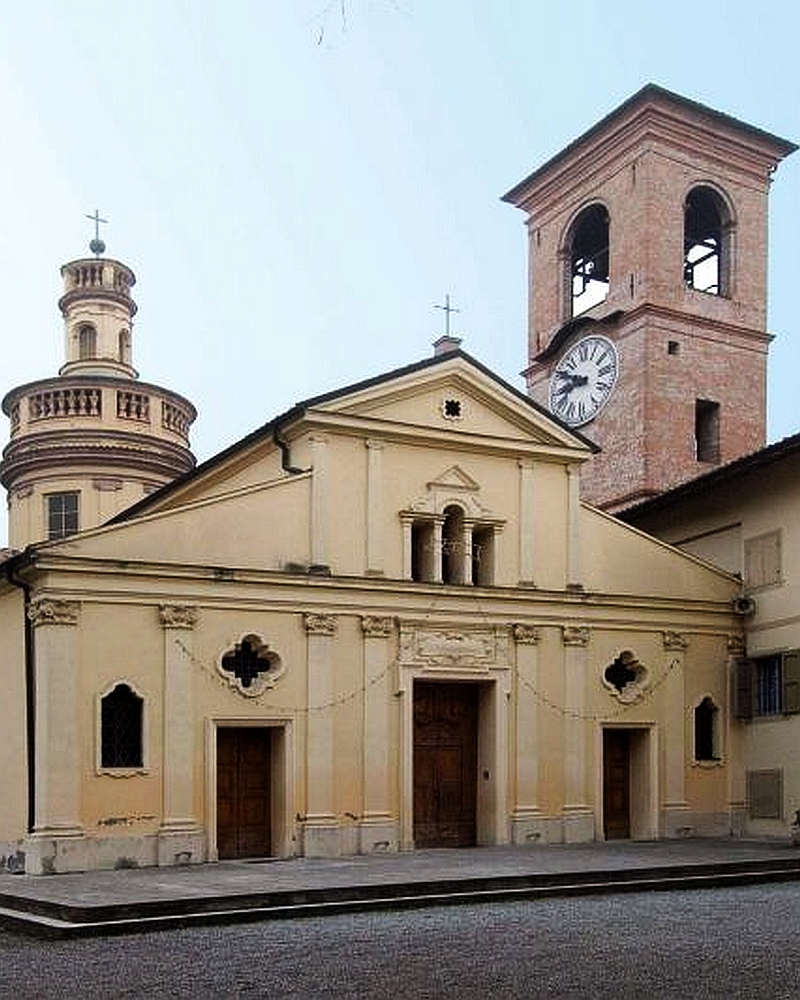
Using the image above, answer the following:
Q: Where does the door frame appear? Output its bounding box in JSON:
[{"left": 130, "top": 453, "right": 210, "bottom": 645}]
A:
[
  {"left": 205, "top": 718, "right": 294, "bottom": 861},
  {"left": 596, "top": 723, "right": 658, "bottom": 841},
  {"left": 397, "top": 645, "right": 511, "bottom": 849}
]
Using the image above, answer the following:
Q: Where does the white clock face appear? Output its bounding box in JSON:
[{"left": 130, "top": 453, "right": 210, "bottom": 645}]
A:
[{"left": 548, "top": 334, "right": 618, "bottom": 427}]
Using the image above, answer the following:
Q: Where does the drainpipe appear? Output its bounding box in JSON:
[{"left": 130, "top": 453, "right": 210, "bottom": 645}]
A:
[
  {"left": 273, "top": 416, "right": 309, "bottom": 475},
  {"left": 3, "top": 550, "right": 35, "bottom": 834}
]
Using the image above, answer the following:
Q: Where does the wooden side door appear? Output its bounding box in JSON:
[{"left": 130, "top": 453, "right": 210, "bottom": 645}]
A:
[
  {"left": 217, "top": 728, "right": 272, "bottom": 859},
  {"left": 603, "top": 728, "right": 631, "bottom": 840},
  {"left": 413, "top": 682, "right": 478, "bottom": 848}
]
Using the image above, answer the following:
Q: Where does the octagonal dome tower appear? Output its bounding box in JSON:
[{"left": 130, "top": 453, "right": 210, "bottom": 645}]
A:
[{"left": 1, "top": 242, "right": 196, "bottom": 549}]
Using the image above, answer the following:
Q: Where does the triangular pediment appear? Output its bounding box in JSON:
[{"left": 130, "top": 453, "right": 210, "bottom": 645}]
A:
[
  {"left": 427, "top": 465, "right": 480, "bottom": 492},
  {"left": 305, "top": 353, "right": 595, "bottom": 458}
]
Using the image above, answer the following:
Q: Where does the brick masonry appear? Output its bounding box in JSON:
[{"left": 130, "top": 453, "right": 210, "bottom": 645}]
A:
[{"left": 505, "top": 86, "right": 794, "bottom": 510}]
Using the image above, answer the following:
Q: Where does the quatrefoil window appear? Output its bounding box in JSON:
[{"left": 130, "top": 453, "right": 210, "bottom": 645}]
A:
[
  {"left": 442, "top": 398, "right": 462, "bottom": 419},
  {"left": 219, "top": 634, "right": 283, "bottom": 697},
  {"left": 603, "top": 650, "right": 648, "bottom": 703}
]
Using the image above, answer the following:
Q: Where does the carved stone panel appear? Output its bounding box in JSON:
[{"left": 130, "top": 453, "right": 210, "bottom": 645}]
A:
[
  {"left": 399, "top": 623, "right": 511, "bottom": 670},
  {"left": 158, "top": 604, "right": 199, "bottom": 629},
  {"left": 512, "top": 624, "right": 541, "bottom": 646},
  {"left": 662, "top": 631, "right": 688, "bottom": 651},
  {"left": 361, "top": 616, "right": 394, "bottom": 638},
  {"left": 28, "top": 599, "right": 80, "bottom": 627},
  {"left": 562, "top": 626, "right": 590, "bottom": 647},
  {"left": 304, "top": 613, "right": 338, "bottom": 636}
]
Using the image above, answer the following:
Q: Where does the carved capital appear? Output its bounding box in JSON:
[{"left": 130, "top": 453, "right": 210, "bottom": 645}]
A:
[
  {"left": 562, "top": 626, "right": 590, "bottom": 647},
  {"left": 727, "top": 633, "right": 746, "bottom": 656},
  {"left": 304, "top": 613, "right": 337, "bottom": 636},
  {"left": 662, "top": 630, "right": 688, "bottom": 651},
  {"left": 28, "top": 599, "right": 80, "bottom": 627},
  {"left": 361, "top": 616, "right": 393, "bottom": 638},
  {"left": 513, "top": 624, "right": 541, "bottom": 646},
  {"left": 158, "top": 604, "right": 199, "bottom": 629}
]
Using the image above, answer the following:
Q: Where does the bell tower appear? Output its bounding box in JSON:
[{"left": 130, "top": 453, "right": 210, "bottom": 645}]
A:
[
  {"left": 503, "top": 85, "right": 796, "bottom": 511},
  {"left": 1, "top": 227, "right": 196, "bottom": 548}
]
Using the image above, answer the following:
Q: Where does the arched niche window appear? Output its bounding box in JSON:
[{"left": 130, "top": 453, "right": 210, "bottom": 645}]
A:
[
  {"left": 100, "top": 683, "right": 144, "bottom": 769},
  {"left": 78, "top": 324, "right": 97, "bottom": 359},
  {"left": 694, "top": 696, "right": 720, "bottom": 762},
  {"left": 684, "top": 186, "right": 730, "bottom": 296},
  {"left": 118, "top": 328, "right": 131, "bottom": 364},
  {"left": 567, "top": 204, "right": 610, "bottom": 318}
]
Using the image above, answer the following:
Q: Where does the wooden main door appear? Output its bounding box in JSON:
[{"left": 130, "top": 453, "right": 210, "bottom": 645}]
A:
[
  {"left": 603, "top": 728, "right": 631, "bottom": 840},
  {"left": 217, "top": 728, "right": 272, "bottom": 859},
  {"left": 413, "top": 682, "right": 478, "bottom": 848}
]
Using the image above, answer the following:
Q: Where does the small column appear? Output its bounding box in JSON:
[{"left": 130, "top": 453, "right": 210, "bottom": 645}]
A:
[
  {"left": 461, "top": 521, "right": 475, "bottom": 585},
  {"left": 303, "top": 612, "right": 339, "bottom": 856},
  {"left": 566, "top": 465, "right": 582, "bottom": 589},
  {"left": 158, "top": 604, "right": 204, "bottom": 866},
  {"left": 510, "top": 624, "right": 545, "bottom": 844},
  {"left": 359, "top": 616, "right": 398, "bottom": 853},
  {"left": 661, "top": 630, "right": 691, "bottom": 837},
  {"left": 401, "top": 516, "right": 414, "bottom": 580},
  {"left": 519, "top": 459, "right": 536, "bottom": 584},
  {"left": 26, "top": 599, "right": 85, "bottom": 874},
  {"left": 310, "top": 435, "right": 329, "bottom": 570},
  {"left": 562, "top": 625, "right": 593, "bottom": 842},
  {"left": 366, "top": 439, "right": 385, "bottom": 576},
  {"left": 431, "top": 518, "right": 444, "bottom": 583}
]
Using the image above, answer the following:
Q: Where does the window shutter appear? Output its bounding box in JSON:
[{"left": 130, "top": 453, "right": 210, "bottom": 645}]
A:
[
  {"left": 782, "top": 651, "right": 800, "bottom": 714},
  {"left": 734, "top": 659, "right": 754, "bottom": 720}
]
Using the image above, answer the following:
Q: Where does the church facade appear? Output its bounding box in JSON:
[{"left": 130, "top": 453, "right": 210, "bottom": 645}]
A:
[
  {"left": 2, "top": 84, "right": 795, "bottom": 874},
  {"left": 0, "top": 346, "right": 740, "bottom": 873}
]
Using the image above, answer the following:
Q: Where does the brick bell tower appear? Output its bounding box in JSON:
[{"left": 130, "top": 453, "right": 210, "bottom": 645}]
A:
[{"left": 503, "top": 85, "right": 796, "bottom": 512}]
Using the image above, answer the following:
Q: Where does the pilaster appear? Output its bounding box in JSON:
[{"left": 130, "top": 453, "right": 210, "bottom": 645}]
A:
[
  {"left": 518, "top": 459, "right": 536, "bottom": 584},
  {"left": 302, "top": 612, "right": 339, "bottom": 856},
  {"left": 562, "top": 625, "right": 593, "bottom": 841},
  {"left": 310, "top": 434, "right": 329, "bottom": 569},
  {"left": 157, "top": 604, "right": 204, "bottom": 866},
  {"left": 365, "top": 439, "right": 385, "bottom": 576},
  {"left": 25, "top": 599, "right": 84, "bottom": 874},
  {"left": 510, "top": 624, "right": 545, "bottom": 844},
  {"left": 359, "top": 616, "right": 398, "bottom": 852},
  {"left": 566, "top": 465, "right": 582, "bottom": 588},
  {"left": 660, "top": 630, "right": 691, "bottom": 837}
]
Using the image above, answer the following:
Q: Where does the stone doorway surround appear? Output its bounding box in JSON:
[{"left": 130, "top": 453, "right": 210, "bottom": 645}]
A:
[
  {"left": 397, "top": 620, "right": 512, "bottom": 850},
  {"left": 204, "top": 719, "right": 294, "bottom": 862},
  {"left": 596, "top": 723, "right": 658, "bottom": 842}
]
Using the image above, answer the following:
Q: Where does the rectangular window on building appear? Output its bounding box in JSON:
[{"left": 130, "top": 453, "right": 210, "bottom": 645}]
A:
[
  {"left": 744, "top": 530, "right": 782, "bottom": 590},
  {"left": 734, "top": 652, "right": 800, "bottom": 719},
  {"left": 47, "top": 492, "right": 79, "bottom": 540},
  {"left": 695, "top": 399, "right": 720, "bottom": 463}
]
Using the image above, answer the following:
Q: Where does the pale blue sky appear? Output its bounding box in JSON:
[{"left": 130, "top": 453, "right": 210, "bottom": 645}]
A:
[{"left": 1, "top": 2, "right": 799, "bottom": 546}]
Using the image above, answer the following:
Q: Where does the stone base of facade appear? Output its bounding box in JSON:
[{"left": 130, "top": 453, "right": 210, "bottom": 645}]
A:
[
  {"left": 357, "top": 817, "right": 399, "bottom": 854},
  {"left": 23, "top": 830, "right": 208, "bottom": 875},
  {"left": 300, "top": 820, "right": 342, "bottom": 858},
  {"left": 509, "top": 810, "right": 549, "bottom": 845},
  {"left": 660, "top": 804, "right": 695, "bottom": 839},
  {"left": 0, "top": 839, "right": 26, "bottom": 874},
  {"left": 157, "top": 827, "right": 206, "bottom": 867},
  {"left": 562, "top": 807, "right": 595, "bottom": 843}
]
